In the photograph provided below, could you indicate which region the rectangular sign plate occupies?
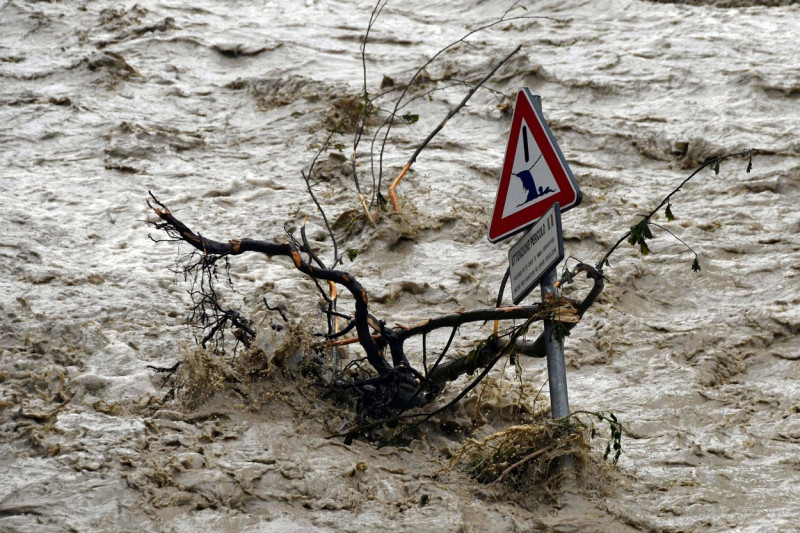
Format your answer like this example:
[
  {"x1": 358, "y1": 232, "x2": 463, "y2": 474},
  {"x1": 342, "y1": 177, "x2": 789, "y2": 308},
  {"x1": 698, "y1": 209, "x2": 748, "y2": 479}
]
[{"x1": 508, "y1": 203, "x2": 564, "y2": 304}]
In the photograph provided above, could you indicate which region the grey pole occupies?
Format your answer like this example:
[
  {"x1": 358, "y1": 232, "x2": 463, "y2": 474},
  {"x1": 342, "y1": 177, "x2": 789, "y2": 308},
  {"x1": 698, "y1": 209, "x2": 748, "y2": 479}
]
[{"x1": 540, "y1": 266, "x2": 569, "y2": 419}]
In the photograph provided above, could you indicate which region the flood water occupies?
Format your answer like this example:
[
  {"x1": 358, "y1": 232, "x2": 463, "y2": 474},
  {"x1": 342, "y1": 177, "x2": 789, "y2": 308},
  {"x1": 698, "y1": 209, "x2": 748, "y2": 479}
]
[{"x1": 2, "y1": 0, "x2": 799, "y2": 531}]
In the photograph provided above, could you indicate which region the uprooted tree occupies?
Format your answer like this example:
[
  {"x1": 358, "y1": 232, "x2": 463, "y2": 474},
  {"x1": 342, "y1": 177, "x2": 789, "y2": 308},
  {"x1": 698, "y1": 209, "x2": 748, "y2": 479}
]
[
  {"x1": 146, "y1": 148, "x2": 751, "y2": 438},
  {"x1": 146, "y1": 191, "x2": 600, "y2": 410},
  {"x1": 145, "y1": 1, "x2": 756, "y2": 467}
]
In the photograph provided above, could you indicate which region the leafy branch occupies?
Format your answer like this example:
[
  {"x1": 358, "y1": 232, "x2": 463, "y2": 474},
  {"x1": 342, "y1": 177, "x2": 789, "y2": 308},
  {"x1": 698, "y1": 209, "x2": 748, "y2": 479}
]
[
  {"x1": 568, "y1": 410, "x2": 624, "y2": 465},
  {"x1": 595, "y1": 149, "x2": 754, "y2": 273},
  {"x1": 650, "y1": 221, "x2": 701, "y2": 272}
]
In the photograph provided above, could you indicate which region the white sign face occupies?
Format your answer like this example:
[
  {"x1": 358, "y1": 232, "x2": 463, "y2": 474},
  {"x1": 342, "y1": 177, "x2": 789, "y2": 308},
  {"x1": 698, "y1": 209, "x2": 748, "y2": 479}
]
[
  {"x1": 501, "y1": 118, "x2": 562, "y2": 219},
  {"x1": 508, "y1": 203, "x2": 564, "y2": 304}
]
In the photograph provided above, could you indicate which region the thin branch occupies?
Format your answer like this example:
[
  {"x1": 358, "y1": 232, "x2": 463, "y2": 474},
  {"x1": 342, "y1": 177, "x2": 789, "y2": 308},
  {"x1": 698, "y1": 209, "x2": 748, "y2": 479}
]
[
  {"x1": 351, "y1": 0, "x2": 389, "y2": 206},
  {"x1": 422, "y1": 333, "x2": 428, "y2": 380},
  {"x1": 494, "y1": 267, "x2": 511, "y2": 334},
  {"x1": 387, "y1": 44, "x2": 522, "y2": 210},
  {"x1": 323, "y1": 319, "x2": 356, "y2": 340},
  {"x1": 595, "y1": 150, "x2": 753, "y2": 272},
  {"x1": 300, "y1": 169, "x2": 340, "y2": 266},
  {"x1": 372, "y1": 11, "x2": 563, "y2": 206},
  {"x1": 301, "y1": 219, "x2": 327, "y2": 269},
  {"x1": 649, "y1": 222, "x2": 698, "y2": 256},
  {"x1": 425, "y1": 326, "x2": 458, "y2": 378},
  {"x1": 263, "y1": 298, "x2": 288, "y2": 322},
  {"x1": 367, "y1": 78, "x2": 513, "y2": 189}
]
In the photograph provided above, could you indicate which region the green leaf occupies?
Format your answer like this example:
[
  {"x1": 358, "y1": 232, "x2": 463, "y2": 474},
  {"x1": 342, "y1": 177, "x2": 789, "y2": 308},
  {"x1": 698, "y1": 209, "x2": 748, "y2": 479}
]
[
  {"x1": 554, "y1": 321, "x2": 571, "y2": 345},
  {"x1": 401, "y1": 112, "x2": 419, "y2": 125},
  {"x1": 333, "y1": 143, "x2": 345, "y2": 152},
  {"x1": 692, "y1": 256, "x2": 701, "y2": 272},
  {"x1": 629, "y1": 218, "x2": 652, "y2": 248},
  {"x1": 747, "y1": 155, "x2": 753, "y2": 173},
  {"x1": 628, "y1": 223, "x2": 641, "y2": 245},
  {"x1": 711, "y1": 160, "x2": 720, "y2": 175},
  {"x1": 639, "y1": 240, "x2": 651, "y2": 256},
  {"x1": 346, "y1": 248, "x2": 360, "y2": 262},
  {"x1": 665, "y1": 204, "x2": 675, "y2": 222}
]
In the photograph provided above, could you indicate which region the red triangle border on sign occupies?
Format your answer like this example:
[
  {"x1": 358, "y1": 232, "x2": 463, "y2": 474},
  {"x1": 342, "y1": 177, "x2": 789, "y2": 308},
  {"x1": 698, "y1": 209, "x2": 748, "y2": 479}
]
[{"x1": 488, "y1": 89, "x2": 581, "y2": 243}]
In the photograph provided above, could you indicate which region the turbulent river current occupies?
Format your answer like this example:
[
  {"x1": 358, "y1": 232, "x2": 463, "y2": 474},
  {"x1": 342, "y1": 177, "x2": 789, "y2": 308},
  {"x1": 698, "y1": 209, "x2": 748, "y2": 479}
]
[{"x1": 2, "y1": 0, "x2": 799, "y2": 531}]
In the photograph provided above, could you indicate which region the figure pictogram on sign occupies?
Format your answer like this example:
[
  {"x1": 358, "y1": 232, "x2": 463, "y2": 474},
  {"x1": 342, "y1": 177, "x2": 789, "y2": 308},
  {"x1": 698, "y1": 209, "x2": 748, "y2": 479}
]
[
  {"x1": 508, "y1": 123, "x2": 558, "y2": 211},
  {"x1": 488, "y1": 89, "x2": 581, "y2": 243}
]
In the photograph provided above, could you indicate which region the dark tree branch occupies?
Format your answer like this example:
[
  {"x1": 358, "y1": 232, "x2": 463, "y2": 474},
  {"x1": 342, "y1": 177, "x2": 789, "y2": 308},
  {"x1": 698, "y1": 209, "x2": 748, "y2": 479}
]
[
  {"x1": 319, "y1": 300, "x2": 579, "y2": 352},
  {"x1": 147, "y1": 189, "x2": 598, "y2": 421},
  {"x1": 147, "y1": 192, "x2": 392, "y2": 376},
  {"x1": 394, "y1": 299, "x2": 574, "y2": 342}
]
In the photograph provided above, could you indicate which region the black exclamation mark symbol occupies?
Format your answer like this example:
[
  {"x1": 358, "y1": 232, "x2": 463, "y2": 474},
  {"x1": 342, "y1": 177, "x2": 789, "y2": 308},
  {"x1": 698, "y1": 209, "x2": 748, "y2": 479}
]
[{"x1": 522, "y1": 125, "x2": 530, "y2": 162}]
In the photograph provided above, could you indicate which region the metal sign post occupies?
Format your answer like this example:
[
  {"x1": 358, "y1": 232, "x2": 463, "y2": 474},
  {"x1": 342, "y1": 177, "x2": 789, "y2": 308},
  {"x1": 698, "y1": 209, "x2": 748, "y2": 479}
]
[
  {"x1": 540, "y1": 266, "x2": 569, "y2": 419},
  {"x1": 511, "y1": 205, "x2": 569, "y2": 419}
]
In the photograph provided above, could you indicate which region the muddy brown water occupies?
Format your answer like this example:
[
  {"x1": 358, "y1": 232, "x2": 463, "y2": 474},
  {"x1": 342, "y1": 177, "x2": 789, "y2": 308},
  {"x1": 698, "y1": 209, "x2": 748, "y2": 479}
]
[{"x1": 2, "y1": 0, "x2": 799, "y2": 531}]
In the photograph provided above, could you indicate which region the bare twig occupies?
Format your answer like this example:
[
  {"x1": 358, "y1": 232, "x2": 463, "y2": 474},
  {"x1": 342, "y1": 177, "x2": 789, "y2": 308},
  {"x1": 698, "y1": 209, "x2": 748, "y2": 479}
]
[
  {"x1": 388, "y1": 44, "x2": 522, "y2": 211},
  {"x1": 263, "y1": 298, "x2": 288, "y2": 322},
  {"x1": 300, "y1": 169, "x2": 340, "y2": 266},
  {"x1": 350, "y1": 0, "x2": 389, "y2": 222},
  {"x1": 372, "y1": 10, "x2": 562, "y2": 207}
]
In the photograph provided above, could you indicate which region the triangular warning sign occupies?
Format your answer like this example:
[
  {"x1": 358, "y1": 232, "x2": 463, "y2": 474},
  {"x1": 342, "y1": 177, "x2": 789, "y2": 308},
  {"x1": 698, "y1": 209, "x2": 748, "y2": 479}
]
[{"x1": 488, "y1": 89, "x2": 581, "y2": 243}]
